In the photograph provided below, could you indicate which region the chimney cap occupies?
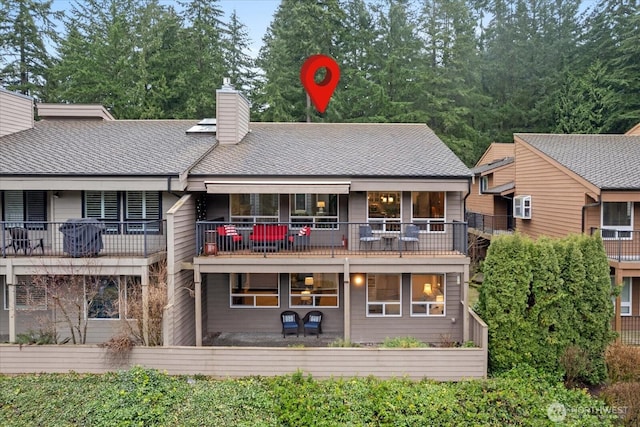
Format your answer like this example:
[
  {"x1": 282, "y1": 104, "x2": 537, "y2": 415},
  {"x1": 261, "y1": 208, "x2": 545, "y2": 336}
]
[{"x1": 221, "y1": 77, "x2": 234, "y2": 91}]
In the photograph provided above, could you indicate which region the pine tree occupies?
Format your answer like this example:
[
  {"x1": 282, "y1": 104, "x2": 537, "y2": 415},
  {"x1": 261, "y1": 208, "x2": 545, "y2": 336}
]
[
  {"x1": 221, "y1": 10, "x2": 255, "y2": 95},
  {"x1": 0, "y1": 0, "x2": 61, "y2": 97}
]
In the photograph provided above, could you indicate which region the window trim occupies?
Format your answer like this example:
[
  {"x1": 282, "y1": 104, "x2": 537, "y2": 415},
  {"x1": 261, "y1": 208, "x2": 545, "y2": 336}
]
[
  {"x1": 601, "y1": 202, "x2": 633, "y2": 240},
  {"x1": 289, "y1": 273, "x2": 339, "y2": 308},
  {"x1": 290, "y1": 194, "x2": 339, "y2": 229},
  {"x1": 230, "y1": 194, "x2": 280, "y2": 225},
  {"x1": 411, "y1": 191, "x2": 446, "y2": 233},
  {"x1": 82, "y1": 191, "x2": 162, "y2": 235},
  {"x1": 410, "y1": 273, "x2": 446, "y2": 317},
  {"x1": 366, "y1": 273, "x2": 402, "y2": 317},
  {"x1": 479, "y1": 176, "x2": 489, "y2": 194},
  {"x1": 514, "y1": 195, "x2": 532, "y2": 219},
  {"x1": 367, "y1": 191, "x2": 402, "y2": 232},
  {"x1": 229, "y1": 273, "x2": 280, "y2": 308},
  {"x1": 1, "y1": 190, "x2": 48, "y2": 230}
]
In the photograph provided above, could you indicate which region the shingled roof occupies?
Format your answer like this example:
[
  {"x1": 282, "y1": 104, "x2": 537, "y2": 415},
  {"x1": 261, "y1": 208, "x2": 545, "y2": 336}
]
[
  {"x1": 516, "y1": 133, "x2": 640, "y2": 190},
  {"x1": 0, "y1": 120, "x2": 214, "y2": 176},
  {"x1": 191, "y1": 122, "x2": 471, "y2": 178}
]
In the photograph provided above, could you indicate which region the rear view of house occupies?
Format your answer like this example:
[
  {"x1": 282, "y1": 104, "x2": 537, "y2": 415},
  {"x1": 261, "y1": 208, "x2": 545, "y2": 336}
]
[{"x1": 1, "y1": 83, "x2": 477, "y2": 349}]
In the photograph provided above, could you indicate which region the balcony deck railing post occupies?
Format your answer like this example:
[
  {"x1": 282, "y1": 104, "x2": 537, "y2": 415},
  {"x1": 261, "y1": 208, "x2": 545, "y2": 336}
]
[{"x1": 1, "y1": 224, "x2": 5, "y2": 258}]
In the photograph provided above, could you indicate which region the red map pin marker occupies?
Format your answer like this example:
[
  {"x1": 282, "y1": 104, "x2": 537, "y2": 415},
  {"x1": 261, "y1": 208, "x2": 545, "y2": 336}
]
[{"x1": 300, "y1": 54, "x2": 340, "y2": 114}]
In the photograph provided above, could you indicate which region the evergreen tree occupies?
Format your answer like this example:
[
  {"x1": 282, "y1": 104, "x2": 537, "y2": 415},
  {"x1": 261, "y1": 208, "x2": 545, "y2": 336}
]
[
  {"x1": 254, "y1": 0, "x2": 344, "y2": 122},
  {"x1": 477, "y1": 234, "x2": 534, "y2": 373},
  {"x1": 553, "y1": 61, "x2": 617, "y2": 133},
  {"x1": 49, "y1": 0, "x2": 149, "y2": 118},
  {"x1": 176, "y1": 0, "x2": 226, "y2": 118},
  {"x1": 0, "y1": 0, "x2": 61, "y2": 97},
  {"x1": 221, "y1": 10, "x2": 255, "y2": 95}
]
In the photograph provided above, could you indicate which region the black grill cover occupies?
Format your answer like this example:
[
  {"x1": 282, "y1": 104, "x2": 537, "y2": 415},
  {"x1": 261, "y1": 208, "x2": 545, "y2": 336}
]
[{"x1": 59, "y1": 218, "x2": 105, "y2": 257}]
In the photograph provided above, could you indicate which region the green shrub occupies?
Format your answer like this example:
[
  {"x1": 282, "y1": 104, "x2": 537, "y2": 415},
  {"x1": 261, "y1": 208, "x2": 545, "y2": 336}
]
[
  {"x1": 15, "y1": 329, "x2": 57, "y2": 345},
  {"x1": 477, "y1": 233, "x2": 615, "y2": 384},
  {"x1": 0, "y1": 367, "x2": 618, "y2": 426},
  {"x1": 381, "y1": 336, "x2": 428, "y2": 348}
]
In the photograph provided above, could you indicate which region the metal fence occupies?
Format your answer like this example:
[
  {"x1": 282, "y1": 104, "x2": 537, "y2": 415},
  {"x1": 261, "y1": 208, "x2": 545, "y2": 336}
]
[
  {"x1": 591, "y1": 228, "x2": 640, "y2": 262},
  {"x1": 196, "y1": 221, "x2": 468, "y2": 257},
  {"x1": 1, "y1": 220, "x2": 167, "y2": 258}
]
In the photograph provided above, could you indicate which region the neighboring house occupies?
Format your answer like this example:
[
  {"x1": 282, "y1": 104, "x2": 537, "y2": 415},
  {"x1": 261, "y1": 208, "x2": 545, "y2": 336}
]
[
  {"x1": 469, "y1": 129, "x2": 640, "y2": 341},
  {"x1": 513, "y1": 132, "x2": 640, "y2": 339},
  {"x1": 0, "y1": 83, "x2": 474, "y2": 347},
  {"x1": 466, "y1": 143, "x2": 515, "y2": 238}
]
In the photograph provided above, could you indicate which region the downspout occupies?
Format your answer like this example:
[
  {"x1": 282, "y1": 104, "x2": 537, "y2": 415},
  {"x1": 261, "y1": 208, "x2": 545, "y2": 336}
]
[
  {"x1": 581, "y1": 195, "x2": 601, "y2": 235},
  {"x1": 462, "y1": 176, "x2": 472, "y2": 342}
]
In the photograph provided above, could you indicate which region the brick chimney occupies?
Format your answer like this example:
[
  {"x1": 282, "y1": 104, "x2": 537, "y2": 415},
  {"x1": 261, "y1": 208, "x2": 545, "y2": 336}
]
[{"x1": 215, "y1": 78, "x2": 250, "y2": 145}]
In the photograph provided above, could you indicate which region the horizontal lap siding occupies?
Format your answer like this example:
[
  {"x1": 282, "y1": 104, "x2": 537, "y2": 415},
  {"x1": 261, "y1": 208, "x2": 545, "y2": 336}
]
[
  {"x1": 206, "y1": 273, "x2": 344, "y2": 335},
  {"x1": 169, "y1": 270, "x2": 195, "y2": 345},
  {"x1": 0, "y1": 345, "x2": 486, "y2": 380},
  {"x1": 0, "y1": 90, "x2": 33, "y2": 136},
  {"x1": 350, "y1": 274, "x2": 462, "y2": 344},
  {"x1": 515, "y1": 141, "x2": 589, "y2": 238},
  {"x1": 467, "y1": 181, "x2": 494, "y2": 215},
  {"x1": 167, "y1": 195, "x2": 196, "y2": 345}
]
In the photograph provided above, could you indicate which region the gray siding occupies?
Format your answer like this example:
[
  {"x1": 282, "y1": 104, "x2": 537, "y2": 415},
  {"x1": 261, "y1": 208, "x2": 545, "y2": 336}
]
[
  {"x1": 169, "y1": 270, "x2": 195, "y2": 346},
  {"x1": 166, "y1": 194, "x2": 197, "y2": 345},
  {"x1": 205, "y1": 273, "x2": 344, "y2": 336},
  {"x1": 350, "y1": 274, "x2": 462, "y2": 344},
  {"x1": 0, "y1": 344, "x2": 487, "y2": 380},
  {"x1": 0, "y1": 89, "x2": 33, "y2": 136}
]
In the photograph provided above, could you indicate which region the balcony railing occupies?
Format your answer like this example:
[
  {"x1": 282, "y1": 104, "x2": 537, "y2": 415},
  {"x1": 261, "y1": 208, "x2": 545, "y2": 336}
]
[
  {"x1": 621, "y1": 316, "x2": 640, "y2": 346},
  {"x1": 591, "y1": 228, "x2": 640, "y2": 262},
  {"x1": 1, "y1": 220, "x2": 167, "y2": 258},
  {"x1": 465, "y1": 211, "x2": 514, "y2": 235},
  {"x1": 196, "y1": 221, "x2": 468, "y2": 257}
]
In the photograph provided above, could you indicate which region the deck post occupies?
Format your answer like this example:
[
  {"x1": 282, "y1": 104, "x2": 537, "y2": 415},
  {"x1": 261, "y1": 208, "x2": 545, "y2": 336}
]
[
  {"x1": 195, "y1": 264, "x2": 202, "y2": 347},
  {"x1": 343, "y1": 258, "x2": 350, "y2": 342}
]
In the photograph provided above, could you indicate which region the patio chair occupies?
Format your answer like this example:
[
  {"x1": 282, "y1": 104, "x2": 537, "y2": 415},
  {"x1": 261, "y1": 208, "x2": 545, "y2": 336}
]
[
  {"x1": 399, "y1": 224, "x2": 420, "y2": 251},
  {"x1": 6, "y1": 227, "x2": 44, "y2": 255},
  {"x1": 302, "y1": 310, "x2": 323, "y2": 337},
  {"x1": 289, "y1": 225, "x2": 311, "y2": 251},
  {"x1": 281, "y1": 310, "x2": 300, "y2": 337},
  {"x1": 359, "y1": 225, "x2": 380, "y2": 250}
]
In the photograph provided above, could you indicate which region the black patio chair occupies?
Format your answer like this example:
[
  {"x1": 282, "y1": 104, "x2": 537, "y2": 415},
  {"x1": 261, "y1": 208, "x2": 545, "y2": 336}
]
[
  {"x1": 280, "y1": 310, "x2": 300, "y2": 337},
  {"x1": 7, "y1": 227, "x2": 44, "y2": 255},
  {"x1": 302, "y1": 310, "x2": 323, "y2": 338}
]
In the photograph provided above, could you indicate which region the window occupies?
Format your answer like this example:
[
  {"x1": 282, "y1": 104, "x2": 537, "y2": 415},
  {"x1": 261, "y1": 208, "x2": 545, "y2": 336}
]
[
  {"x1": 231, "y1": 194, "x2": 279, "y2": 224},
  {"x1": 230, "y1": 273, "x2": 279, "y2": 307},
  {"x1": 368, "y1": 192, "x2": 401, "y2": 231},
  {"x1": 2, "y1": 190, "x2": 47, "y2": 229},
  {"x1": 290, "y1": 194, "x2": 338, "y2": 228},
  {"x1": 411, "y1": 274, "x2": 445, "y2": 316},
  {"x1": 83, "y1": 191, "x2": 161, "y2": 234},
  {"x1": 514, "y1": 195, "x2": 531, "y2": 219},
  {"x1": 612, "y1": 277, "x2": 632, "y2": 316},
  {"x1": 126, "y1": 191, "x2": 161, "y2": 233},
  {"x1": 602, "y1": 202, "x2": 633, "y2": 239},
  {"x1": 87, "y1": 276, "x2": 120, "y2": 319},
  {"x1": 412, "y1": 192, "x2": 445, "y2": 232},
  {"x1": 366, "y1": 274, "x2": 401, "y2": 316},
  {"x1": 3, "y1": 277, "x2": 47, "y2": 310},
  {"x1": 479, "y1": 176, "x2": 489, "y2": 194},
  {"x1": 290, "y1": 273, "x2": 338, "y2": 307}
]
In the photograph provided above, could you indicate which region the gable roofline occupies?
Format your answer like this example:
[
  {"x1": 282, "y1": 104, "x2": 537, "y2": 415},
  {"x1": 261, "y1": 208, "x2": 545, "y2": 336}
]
[
  {"x1": 474, "y1": 142, "x2": 514, "y2": 167},
  {"x1": 626, "y1": 122, "x2": 640, "y2": 135},
  {"x1": 514, "y1": 134, "x2": 601, "y2": 198}
]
